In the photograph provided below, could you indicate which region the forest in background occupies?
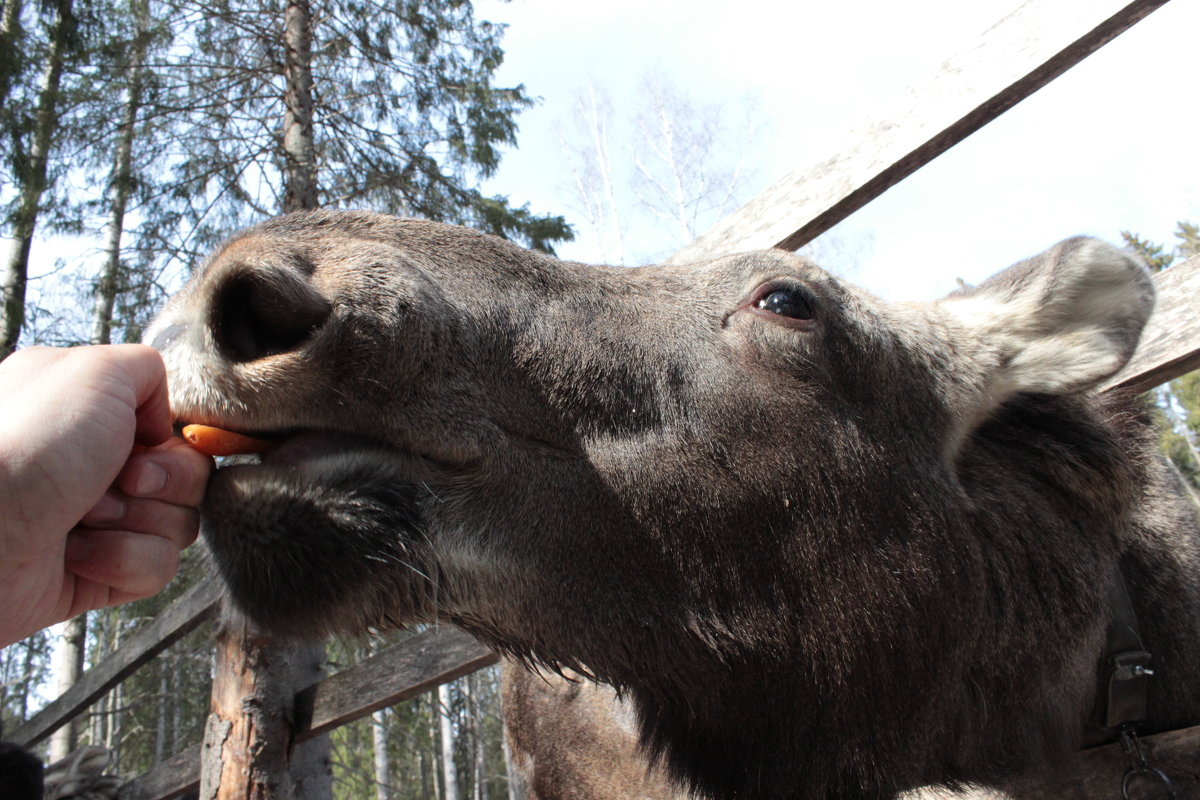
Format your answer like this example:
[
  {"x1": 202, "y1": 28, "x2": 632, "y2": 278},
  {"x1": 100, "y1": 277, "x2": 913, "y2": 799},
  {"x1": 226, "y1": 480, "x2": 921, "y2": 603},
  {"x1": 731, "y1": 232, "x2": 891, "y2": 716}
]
[{"x1": 1, "y1": 0, "x2": 1198, "y2": 797}]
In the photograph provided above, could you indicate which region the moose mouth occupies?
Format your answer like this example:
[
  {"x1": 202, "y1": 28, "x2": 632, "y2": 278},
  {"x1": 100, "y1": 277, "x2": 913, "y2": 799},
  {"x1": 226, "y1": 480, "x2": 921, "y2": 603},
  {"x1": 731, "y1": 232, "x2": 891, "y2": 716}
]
[
  {"x1": 185, "y1": 422, "x2": 444, "y2": 637},
  {"x1": 177, "y1": 421, "x2": 469, "y2": 473}
]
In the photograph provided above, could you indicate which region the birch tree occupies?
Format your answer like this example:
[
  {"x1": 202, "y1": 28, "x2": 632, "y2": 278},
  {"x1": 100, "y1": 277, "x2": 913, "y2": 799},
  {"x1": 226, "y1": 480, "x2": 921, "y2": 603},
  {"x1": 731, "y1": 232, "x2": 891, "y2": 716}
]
[
  {"x1": 559, "y1": 85, "x2": 625, "y2": 263},
  {"x1": 0, "y1": 0, "x2": 77, "y2": 357},
  {"x1": 372, "y1": 706, "x2": 392, "y2": 800},
  {"x1": 632, "y1": 72, "x2": 753, "y2": 244},
  {"x1": 439, "y1": 682, "x2": 460, "y2": 800},
  {"x1": 89, "y1": 0, "x2": 152, "y2": 346},
  {"x1": 558, "y1": 72, "x2": 758, "y2": 264},
  {"x1": 0, "y1": 0, "x2": 25, "y2": 109}
]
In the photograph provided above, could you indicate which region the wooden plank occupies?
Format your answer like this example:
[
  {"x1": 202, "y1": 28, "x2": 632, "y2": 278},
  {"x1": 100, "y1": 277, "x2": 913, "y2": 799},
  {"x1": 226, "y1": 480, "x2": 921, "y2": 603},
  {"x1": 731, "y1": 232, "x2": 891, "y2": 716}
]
[
  {"x1": 117, "y1": 743, "x2": 201, "y2": 800},
  {"x1": 10, "y1": 579, "x2": 220, "y2": 748},
  {"x1": 294, "y1": 626, "x2": 499, "y2": 741},
  {"x1": 1106, "y1": 254, "x2": 1200, "y2": 394},
  {"x1": 666, "y1": 0, "x2": 1169, "y2": 265}
]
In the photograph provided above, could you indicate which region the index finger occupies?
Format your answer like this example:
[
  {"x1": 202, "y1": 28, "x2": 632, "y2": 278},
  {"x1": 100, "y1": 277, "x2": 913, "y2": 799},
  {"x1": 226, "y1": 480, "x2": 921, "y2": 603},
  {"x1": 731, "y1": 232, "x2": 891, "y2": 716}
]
[{"x1": 102, "y1": 344, "x2": 174, "y2": 447}]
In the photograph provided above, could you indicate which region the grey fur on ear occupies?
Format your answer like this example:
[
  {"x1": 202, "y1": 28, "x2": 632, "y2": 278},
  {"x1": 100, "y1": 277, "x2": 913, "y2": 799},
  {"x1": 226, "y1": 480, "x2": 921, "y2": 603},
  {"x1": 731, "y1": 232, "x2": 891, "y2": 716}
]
[{"x1": 941, "y1": 237, "x2": 1154, "y2": 401}]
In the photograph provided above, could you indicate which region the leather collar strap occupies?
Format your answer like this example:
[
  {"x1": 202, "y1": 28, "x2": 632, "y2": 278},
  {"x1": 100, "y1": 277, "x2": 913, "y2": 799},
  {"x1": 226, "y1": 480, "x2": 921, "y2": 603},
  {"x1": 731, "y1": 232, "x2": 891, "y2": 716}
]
[{"x1": 1093, "y1": 564, "x2": 1153, "y2": 735}]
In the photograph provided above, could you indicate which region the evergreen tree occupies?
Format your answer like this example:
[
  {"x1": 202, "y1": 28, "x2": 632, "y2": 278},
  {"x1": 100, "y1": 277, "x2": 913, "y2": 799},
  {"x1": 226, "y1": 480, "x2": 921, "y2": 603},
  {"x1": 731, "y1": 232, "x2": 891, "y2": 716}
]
[
  {"x1": 1173, "y1": 221, "x2": 1200, "y2": 259},
  {"x1": 0, "y1": 0, "x2": 80, "y2": 357},
  {"x1": 3, "y1": 0, "x2": 570, "y2": 354},
  {"x1": 133, "y1": 0, "x2": 570, "y2": 273},
  {"x1": 0, "y1": 631, "x2": 52, "y2": 738},
  {"x1": 0, "y1": 0, "x2": 27, "y2": 110},
  {"x1": 1123, "y1": 222, "x2": 1200, "y2": 494}
]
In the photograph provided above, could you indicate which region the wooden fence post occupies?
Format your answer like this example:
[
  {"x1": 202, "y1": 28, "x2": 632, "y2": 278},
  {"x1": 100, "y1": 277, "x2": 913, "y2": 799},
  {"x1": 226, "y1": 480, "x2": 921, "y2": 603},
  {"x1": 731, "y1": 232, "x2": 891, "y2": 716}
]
[{"x1": 198, "y1": 600, "x2": 332, "y2": 800}]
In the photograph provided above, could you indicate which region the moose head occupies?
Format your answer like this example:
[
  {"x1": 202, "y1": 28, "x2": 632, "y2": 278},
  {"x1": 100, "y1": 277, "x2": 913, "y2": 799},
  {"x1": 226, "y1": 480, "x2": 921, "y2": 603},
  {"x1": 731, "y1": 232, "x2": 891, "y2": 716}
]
[{"x1": 148, "y1": 211, "x2": 1200, "y2": 799}]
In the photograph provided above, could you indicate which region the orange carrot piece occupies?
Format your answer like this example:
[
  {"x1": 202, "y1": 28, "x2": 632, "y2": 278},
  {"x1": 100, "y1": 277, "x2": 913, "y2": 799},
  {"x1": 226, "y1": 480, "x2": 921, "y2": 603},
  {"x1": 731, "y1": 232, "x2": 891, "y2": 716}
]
[{"x1": 180, "y1": 424, "x2": 272, "y2": 457}]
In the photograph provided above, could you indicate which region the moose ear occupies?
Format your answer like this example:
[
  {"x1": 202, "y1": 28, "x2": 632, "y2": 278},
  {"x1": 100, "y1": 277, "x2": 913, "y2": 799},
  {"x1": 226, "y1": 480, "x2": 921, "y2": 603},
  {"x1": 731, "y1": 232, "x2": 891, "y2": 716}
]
[{"x1": 940, "y1": 237, "x2": 1154, "y2": 400}]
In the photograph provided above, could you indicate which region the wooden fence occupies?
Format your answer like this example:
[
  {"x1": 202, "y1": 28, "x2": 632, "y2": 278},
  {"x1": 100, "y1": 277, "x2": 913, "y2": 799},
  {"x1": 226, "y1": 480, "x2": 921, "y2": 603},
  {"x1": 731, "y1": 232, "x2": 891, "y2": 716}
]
[{"x1": 8, "y1": 0, "x2": 1200, "y2": 796}]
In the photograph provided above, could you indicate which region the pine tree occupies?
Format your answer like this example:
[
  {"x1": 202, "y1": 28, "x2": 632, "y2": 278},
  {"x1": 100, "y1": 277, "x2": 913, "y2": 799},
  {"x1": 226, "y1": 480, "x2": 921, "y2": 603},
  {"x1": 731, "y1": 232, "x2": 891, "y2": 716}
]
[
  {"x1": 132, "y1": 0, "x2": 570, "y2": 272},
  {"x1": 1123, "y1": 223, "x2": 1200, "y2": 495},
  {"x1": 1120, "y1": 230, "x2": 1174, "y2": 272},
  {"x1": 1174, "y1": 221, "x2": 1200, "y2": 259}
]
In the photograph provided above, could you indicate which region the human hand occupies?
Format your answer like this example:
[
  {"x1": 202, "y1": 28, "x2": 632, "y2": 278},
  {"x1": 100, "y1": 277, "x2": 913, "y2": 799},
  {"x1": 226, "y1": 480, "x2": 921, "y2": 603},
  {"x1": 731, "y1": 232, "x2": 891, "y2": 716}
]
[{"x1": 0, "y1": 345, "x2": 213, "y2": 647}]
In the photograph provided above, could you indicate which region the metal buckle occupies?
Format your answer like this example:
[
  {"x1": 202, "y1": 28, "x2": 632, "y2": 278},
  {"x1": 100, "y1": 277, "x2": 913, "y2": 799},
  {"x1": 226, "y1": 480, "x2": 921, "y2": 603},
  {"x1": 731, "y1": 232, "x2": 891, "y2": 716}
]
[
  {"x1": 1112, "y1": 650, "x2": 1154, "y2": 682},
  {"x1": 1119, "y1": 725, "x2": 1178, "y2": 800},
  {"x1": 1105, "y1": 650, "x2": 1153, "y2": 729}
]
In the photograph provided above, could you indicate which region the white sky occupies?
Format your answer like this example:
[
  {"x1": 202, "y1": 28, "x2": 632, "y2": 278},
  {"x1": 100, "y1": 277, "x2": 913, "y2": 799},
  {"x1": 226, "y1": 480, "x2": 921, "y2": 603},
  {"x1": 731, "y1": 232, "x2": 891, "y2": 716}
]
[{"x1": 475, "y1": 0, "x2": 1200, "y2": 299}]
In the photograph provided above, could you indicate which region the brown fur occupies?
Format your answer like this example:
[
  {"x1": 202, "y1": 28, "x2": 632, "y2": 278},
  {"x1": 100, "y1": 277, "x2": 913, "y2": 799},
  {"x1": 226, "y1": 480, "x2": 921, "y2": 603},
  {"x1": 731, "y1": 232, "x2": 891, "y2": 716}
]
[
  {"x1": 147, "y1": 211, "x2": 1200, "y2": 799},
  {"x1": 502, "y1": 668, "x2": 681, "y2": 800}
]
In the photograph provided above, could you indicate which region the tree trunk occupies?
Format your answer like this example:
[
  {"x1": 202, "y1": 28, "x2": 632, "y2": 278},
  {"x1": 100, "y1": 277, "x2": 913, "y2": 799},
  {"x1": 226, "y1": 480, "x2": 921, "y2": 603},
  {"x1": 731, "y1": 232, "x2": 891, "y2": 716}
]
[
  {"x1": 0, "y1": 0, "x2": 23, "y2": 110},
  {"x1": 439, "y1": 682, "x2": 459, "y2": 800},
  {"x1": 372, "y1": 706, "x2": 391, "y2": 800},
  {"x1": 91, "y1": 0, "x2": 148, "y2": 346},
  {"x1": 107, "y1": 630, "x2": 122, "y2": 772},
  {"x1": 0, "y1": 0, "x2": 72, "y2": 358},
  {"x1": 465, "y1": 674, "x2": 486, "y2": 800},
  {"x1": 17, "y1": 636, "x2": 36, "y2": 723},
  {"x1": 429, "y1": 695, "x2": 441, "y2": 800},
  {"x1": 199, "y1": 602, "x2": 332, "y2": 800},
  {"x1": 48, "y1": 614, "x2": 86, "y2": 762},
  {"x1": 170, "y1": 649, "x2": 181, "y2": 754},
  {"x1": 0, "y1": 652, "x2": 9, "y2": 735},
  {"x1": 154, "y1": 656, "x2": 168, "y2": 765},
  {"x1": 281, "y1": 0, "x2": 316, "y2": 213},
  {"x1": 194, "y1": 0, "x2": 333, "y2": 793}
]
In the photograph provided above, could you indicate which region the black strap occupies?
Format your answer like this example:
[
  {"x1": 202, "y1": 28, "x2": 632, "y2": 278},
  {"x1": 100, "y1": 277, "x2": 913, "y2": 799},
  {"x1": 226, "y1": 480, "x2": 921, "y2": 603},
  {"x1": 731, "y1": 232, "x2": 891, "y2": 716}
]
[
  {"x1": 1100, "y1": 567, "x2": 1153, "y2": 730},
  {"x1": 1082, "y1": 564, "x2": 1153, "y2": 749}
]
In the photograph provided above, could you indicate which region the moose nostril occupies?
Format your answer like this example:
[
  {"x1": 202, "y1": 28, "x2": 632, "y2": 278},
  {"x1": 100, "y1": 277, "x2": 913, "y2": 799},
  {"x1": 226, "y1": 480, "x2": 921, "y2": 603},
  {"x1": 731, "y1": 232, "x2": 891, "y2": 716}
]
[{"x1": 212, "y1": 269, "x2": 332, "y2": 363}]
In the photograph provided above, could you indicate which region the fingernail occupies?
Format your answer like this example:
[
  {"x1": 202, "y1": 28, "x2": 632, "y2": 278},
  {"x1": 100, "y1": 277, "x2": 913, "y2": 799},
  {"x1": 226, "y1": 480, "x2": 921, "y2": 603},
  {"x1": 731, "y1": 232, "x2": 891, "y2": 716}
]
[
  {"x1": 90, "y1": 491, "x2": 126, "y2": 523},
  {"x1": 135, "y1": 462, "x2": 169, "y2": 496},
  {"x1": 65, "y1": 533, "x2": 92, "y2": 562}
]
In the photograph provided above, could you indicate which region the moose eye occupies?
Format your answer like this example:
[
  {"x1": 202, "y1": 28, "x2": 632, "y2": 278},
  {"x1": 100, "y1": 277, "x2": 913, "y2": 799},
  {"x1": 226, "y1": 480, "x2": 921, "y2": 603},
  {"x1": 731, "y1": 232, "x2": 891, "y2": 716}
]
[{"x1": 756, "y1": 287, "x2": 814, "y2": 320}]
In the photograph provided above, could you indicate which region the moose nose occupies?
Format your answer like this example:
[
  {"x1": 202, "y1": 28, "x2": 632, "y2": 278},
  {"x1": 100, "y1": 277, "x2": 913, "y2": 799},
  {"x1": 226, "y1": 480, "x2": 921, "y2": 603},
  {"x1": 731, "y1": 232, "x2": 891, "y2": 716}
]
[{"x1": 210, "y1": 267, "x2": 332, "y2": 363}]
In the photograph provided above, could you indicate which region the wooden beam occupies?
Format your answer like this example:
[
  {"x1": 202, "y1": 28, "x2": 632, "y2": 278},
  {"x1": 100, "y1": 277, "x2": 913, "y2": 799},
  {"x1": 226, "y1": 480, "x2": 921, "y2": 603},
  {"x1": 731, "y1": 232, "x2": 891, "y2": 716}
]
[
  {"x1": 10, "y1": 578, "x2": 220, "y2": 748},
  {"x1": 666, "y1": 0, "x2": 1169, "y2": 265},
  {"x1": 294, "y1": 626, "x2": 499, "y2": 741},
  {"x1": 1106, "y1": 254, "x2": 1200, "y2": 394}
]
